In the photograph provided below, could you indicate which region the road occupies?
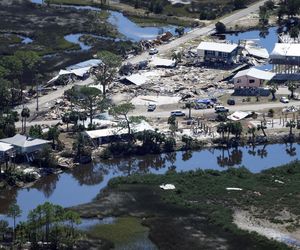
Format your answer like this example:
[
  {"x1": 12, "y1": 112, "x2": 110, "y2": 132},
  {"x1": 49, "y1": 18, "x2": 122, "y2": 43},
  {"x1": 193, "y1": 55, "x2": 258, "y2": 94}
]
[
  {"x1": 131, "y1": 100, "x2": 300, "y2": 118},
  {"x1": 125, "y1": 0, "x2": 269, "y2": 64},
  {"x1": 14, "y1": 77, "x2": 94, "y2": 114},
  {"x1": 16, "y1": 100, "x2": 299, "y2": 128}
]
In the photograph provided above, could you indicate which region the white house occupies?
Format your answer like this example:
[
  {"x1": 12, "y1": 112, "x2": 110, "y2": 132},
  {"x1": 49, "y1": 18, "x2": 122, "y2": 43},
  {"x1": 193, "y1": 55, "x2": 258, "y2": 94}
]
[
  {"x1": 0, "y1": 142, "x2": 14, "y2": 160},
  {"x1": 197, "y1": 41, "x2": 238, "y2": 65},
  {"x1": 233, "y1": 68, "x2": 275, "y2": 89},
  {"x1": 270, "y1": 43, "x2": 300, "y2": 80},
  {"x1": 0, "y1": 134, "x2": 51, "y2": 155},
  {"x1": 83, "y1": 120, "x2": 154, "y2": 146}
]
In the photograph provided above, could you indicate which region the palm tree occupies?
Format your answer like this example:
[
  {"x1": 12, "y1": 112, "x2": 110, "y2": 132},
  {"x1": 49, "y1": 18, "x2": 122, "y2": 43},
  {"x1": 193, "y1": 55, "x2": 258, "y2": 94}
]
[
  {"x1": 288, "y1": 81, "x2": 297, "y2": 99},
  {"x1": 185, "y1": 101, "x2": 194, "y2": 119},
  {"x1": 217, "y1": 123, "x2": 227, "y2": 142},
  {"x1": 21, "y1": 107, "x2": 30, "y2": 134},
  {"x1": 47, "y1": 126, "x2": 60, "y2": 149},
  {"x1": 286, "y1": 119, "x2": 296, "y2": 137},
  {"x1": 62, "y1": 113, "x2": 71, "y2": 132},
  {"x1": 267, "y1": 82, "x2": 278, "y2": 100},
  {"x1": 257, "y1": 121, "x2": 267, "y2": 137},
  {"x1": 248, "y1": 126, "x2": 256, "y2": 142}
]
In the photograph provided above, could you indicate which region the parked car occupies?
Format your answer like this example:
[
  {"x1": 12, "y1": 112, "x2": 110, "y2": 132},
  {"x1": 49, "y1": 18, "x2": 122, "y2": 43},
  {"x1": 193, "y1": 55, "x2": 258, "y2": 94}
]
[
  {"x1": 227, "y1": 98, "x2": 235, "y2": 105},
  {"x1": 147, "y1": 103, "x2": 156, "y2": 112},
  {"x1": 149, "y1": 48, "x2": 158, "y2": 55},
  {"x1": 215, "y1": 105, "x2": 229, "y2": 113},
  {"x1": 170, "y1": 110, "x2": 185, "y2": 116},
  {"x1": 280, "y1": 96, "x2": 289, "y2": 103}
]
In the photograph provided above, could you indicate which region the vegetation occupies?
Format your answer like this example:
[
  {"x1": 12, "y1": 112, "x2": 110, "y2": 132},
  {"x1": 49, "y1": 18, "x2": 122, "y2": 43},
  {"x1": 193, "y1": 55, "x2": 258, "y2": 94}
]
[
  {"x1": 108, "y1": 160, "x2": 300, "y2": 249},
  {"x1": 86, "y1": 217, "x2": 148, "y2": 244},
  {"x1": 0, "y1": 202, "x2": 82, "y2": 248},
  {"x1": 96, "y1": 51, "x2": 121, "y2": 97},
  {"x1": 215, "y1": 22, "x2": 226, "y2": 34}
]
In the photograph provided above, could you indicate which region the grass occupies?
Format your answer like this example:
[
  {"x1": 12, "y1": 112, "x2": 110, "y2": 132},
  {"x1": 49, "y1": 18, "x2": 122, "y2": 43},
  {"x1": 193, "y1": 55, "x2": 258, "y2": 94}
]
[{"x1": 86, "y1": 217, "x2": 148, "y2": 244}]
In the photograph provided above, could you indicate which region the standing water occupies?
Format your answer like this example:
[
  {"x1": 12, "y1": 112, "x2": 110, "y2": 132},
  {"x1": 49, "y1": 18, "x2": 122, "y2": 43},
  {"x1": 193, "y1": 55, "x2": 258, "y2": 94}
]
[{"x1": 0, "y1": 143, "x2": 299, "y2": 222}]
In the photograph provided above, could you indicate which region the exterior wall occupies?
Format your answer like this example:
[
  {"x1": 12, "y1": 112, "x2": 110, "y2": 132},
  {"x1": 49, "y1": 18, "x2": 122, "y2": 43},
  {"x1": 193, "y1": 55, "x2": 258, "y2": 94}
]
[
  {"x1": 234, "y1": 76, "x2": 263, "y2": 89},
  {"x1": 197, "y1": 49, "x2": 237, "y2": 64}
]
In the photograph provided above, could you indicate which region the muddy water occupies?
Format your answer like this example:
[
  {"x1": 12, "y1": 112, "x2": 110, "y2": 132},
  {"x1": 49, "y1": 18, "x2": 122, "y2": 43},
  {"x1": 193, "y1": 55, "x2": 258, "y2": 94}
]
[{"x1": 0, "y1": 143, "x2": 299, "y2": 223}]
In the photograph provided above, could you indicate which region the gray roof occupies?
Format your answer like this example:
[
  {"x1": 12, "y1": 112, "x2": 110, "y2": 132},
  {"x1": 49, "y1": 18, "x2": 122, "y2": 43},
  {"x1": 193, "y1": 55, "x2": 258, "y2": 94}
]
[{"x1": 0, "y1": 134, "x2": 50, "y2": 148}]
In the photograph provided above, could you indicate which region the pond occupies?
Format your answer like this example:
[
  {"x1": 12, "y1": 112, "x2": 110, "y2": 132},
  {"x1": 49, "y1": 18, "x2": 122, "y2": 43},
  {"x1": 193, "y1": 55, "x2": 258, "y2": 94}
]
[
  {"x1": 31, "y1": 0, "x2": 190, "y2": 42},
  {"x1": 226, "y1": 27, "x2": 278, "y2": 71},
  {"x1": 0, "y1": 143, "x2": 299, "y2": 224}
]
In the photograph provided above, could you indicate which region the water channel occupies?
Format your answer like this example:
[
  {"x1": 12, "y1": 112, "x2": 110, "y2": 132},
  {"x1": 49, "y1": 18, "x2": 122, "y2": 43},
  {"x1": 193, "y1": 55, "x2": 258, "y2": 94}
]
[
  {"x1": 31, "y1": 0, "x2": 188, "y2": 44},
  {"x1": 0, "y1": 143, "x2": 299, "y2": 223}
]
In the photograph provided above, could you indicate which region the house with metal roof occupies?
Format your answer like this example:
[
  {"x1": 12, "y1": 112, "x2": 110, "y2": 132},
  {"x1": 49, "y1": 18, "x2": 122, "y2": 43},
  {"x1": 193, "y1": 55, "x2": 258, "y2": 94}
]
[
  {"x1": 270, "y1": 43, "x2": 300, "y2": 81},
  {"x1": 197, "y1": 41, "x2": 239, "y2": 65},
  {"x1": 0, "y1": 134, "x2": 50, "y2": 155},
  {"x1": 233, "y1": 68, "x2": 275, "y2": 89},
  {"x1": 83, "y1": 120, "x2": 154, "y2": 146}
]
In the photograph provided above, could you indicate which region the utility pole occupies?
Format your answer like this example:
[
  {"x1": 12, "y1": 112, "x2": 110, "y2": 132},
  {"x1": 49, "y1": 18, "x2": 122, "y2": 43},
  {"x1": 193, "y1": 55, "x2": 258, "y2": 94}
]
[{"x1": 36, "y1": 82, "x2": 39, "y2": 111}]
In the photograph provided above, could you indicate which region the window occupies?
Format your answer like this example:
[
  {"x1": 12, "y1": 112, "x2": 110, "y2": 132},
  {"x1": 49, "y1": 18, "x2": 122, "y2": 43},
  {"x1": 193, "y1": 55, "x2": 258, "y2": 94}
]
[
  {"x1": 206, "y1": 50, "x2": 215, "y2": 56},
  {"x1": 249, "y1": 79, "x2": 255, "y2": 83}
]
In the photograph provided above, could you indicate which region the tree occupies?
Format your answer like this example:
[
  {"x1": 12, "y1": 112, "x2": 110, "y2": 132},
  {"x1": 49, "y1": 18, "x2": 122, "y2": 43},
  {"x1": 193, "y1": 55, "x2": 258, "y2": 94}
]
[
  {"x1": 47, "y1": 126, "x2": 60, "y2": 149},
  {"x1": 257, "y1": 121, "x2": 267, "y2": 137},
  {"x1": 215, "y1": 22, "x2": 226, "y2": 33},
  {"x1": 69, "y1": 111, "x2": 79, "y2": 127},
  {"x1": 21, "y1": 107, "x2": 30, "y2": 134},
  {"x1": 29, "y1": 125, "x2": 43, "y2": 138},
  {"x1": 288, "y1": 81, "x2": 297, "y2": 99},
  {"x1": 74, "y1": 86, "x2": 105, "y2": 125},
  {"x1": 217, "y1": 123, "x2": 227, "y2": 142},
  {"x1": 267, "y1": 82, "x2": 278, "y2": 100},
  {"x1": 111, "y1": 102, "x2": 138, "y2": 135},
  {"x1": 96, "y1": 51, "x2": 121, "y2": 97},
  {"x1": 79, "y1": 112, "x2": 87, "y2": 127},
  {"x1": 248, "y1": 126, "x2": 256, "y2": 142},
  {"x1": 175, "y1": 27, "x2": 185, "y2": 36},
  {"x1": 286, "y1": 119, "x2": 296, "y2": 136},
  {"x1": 7, "y1": 202, "x2": 22, "y2": 241},
  {"x1": 62, "y1": 113, "x2": 71, "y2": 132},
  {"x1": 233, "y1": 0, "x2": 246, "y2": 9},
  {"x1": 185, "y1": 101, "x2": 194, "y2": 119},
  {"x1": 231, "y1": 122, "x2": 243, "y2": 139}
]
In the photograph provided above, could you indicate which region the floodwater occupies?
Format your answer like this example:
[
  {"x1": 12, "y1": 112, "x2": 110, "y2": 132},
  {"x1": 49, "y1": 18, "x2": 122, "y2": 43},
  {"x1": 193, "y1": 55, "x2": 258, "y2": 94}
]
[{"x1": 0, "y1": 143, "x2": 299, "y2": 223}]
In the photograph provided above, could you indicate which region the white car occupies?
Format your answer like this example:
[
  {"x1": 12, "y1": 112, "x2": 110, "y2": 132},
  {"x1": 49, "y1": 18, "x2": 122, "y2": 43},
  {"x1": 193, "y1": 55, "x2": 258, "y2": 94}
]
[
  {"x1": 280, "y1": 97, "x2": 289, "y2": 103},
  {"x1": 170, "y1": 110, "x2": 185, "y2": 116},
  {"x1": 149, "y1": 48, "x2": 158, "y2": 55}
]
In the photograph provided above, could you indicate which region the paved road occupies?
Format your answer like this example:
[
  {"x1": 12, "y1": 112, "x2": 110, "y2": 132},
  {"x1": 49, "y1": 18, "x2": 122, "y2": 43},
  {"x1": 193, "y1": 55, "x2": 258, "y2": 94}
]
[
  {"x1": 125, "y1": 0, "x2": 269, "y2": 64},
  {"x1": 14, "y1": 77, "x2": 94, "y2": 114},
  {"x1": 132, "y1": 100, "x2": 300, "y2": 118},
  {"x1": 16, "y1": 100, "x2": 299, "y2": 128}
]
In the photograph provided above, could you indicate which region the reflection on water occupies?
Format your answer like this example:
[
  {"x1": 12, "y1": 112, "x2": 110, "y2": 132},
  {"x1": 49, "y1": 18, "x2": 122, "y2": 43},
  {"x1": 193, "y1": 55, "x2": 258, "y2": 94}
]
[{"x1": 0, "y1": 143, "x2": 299, "y2": 223}]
